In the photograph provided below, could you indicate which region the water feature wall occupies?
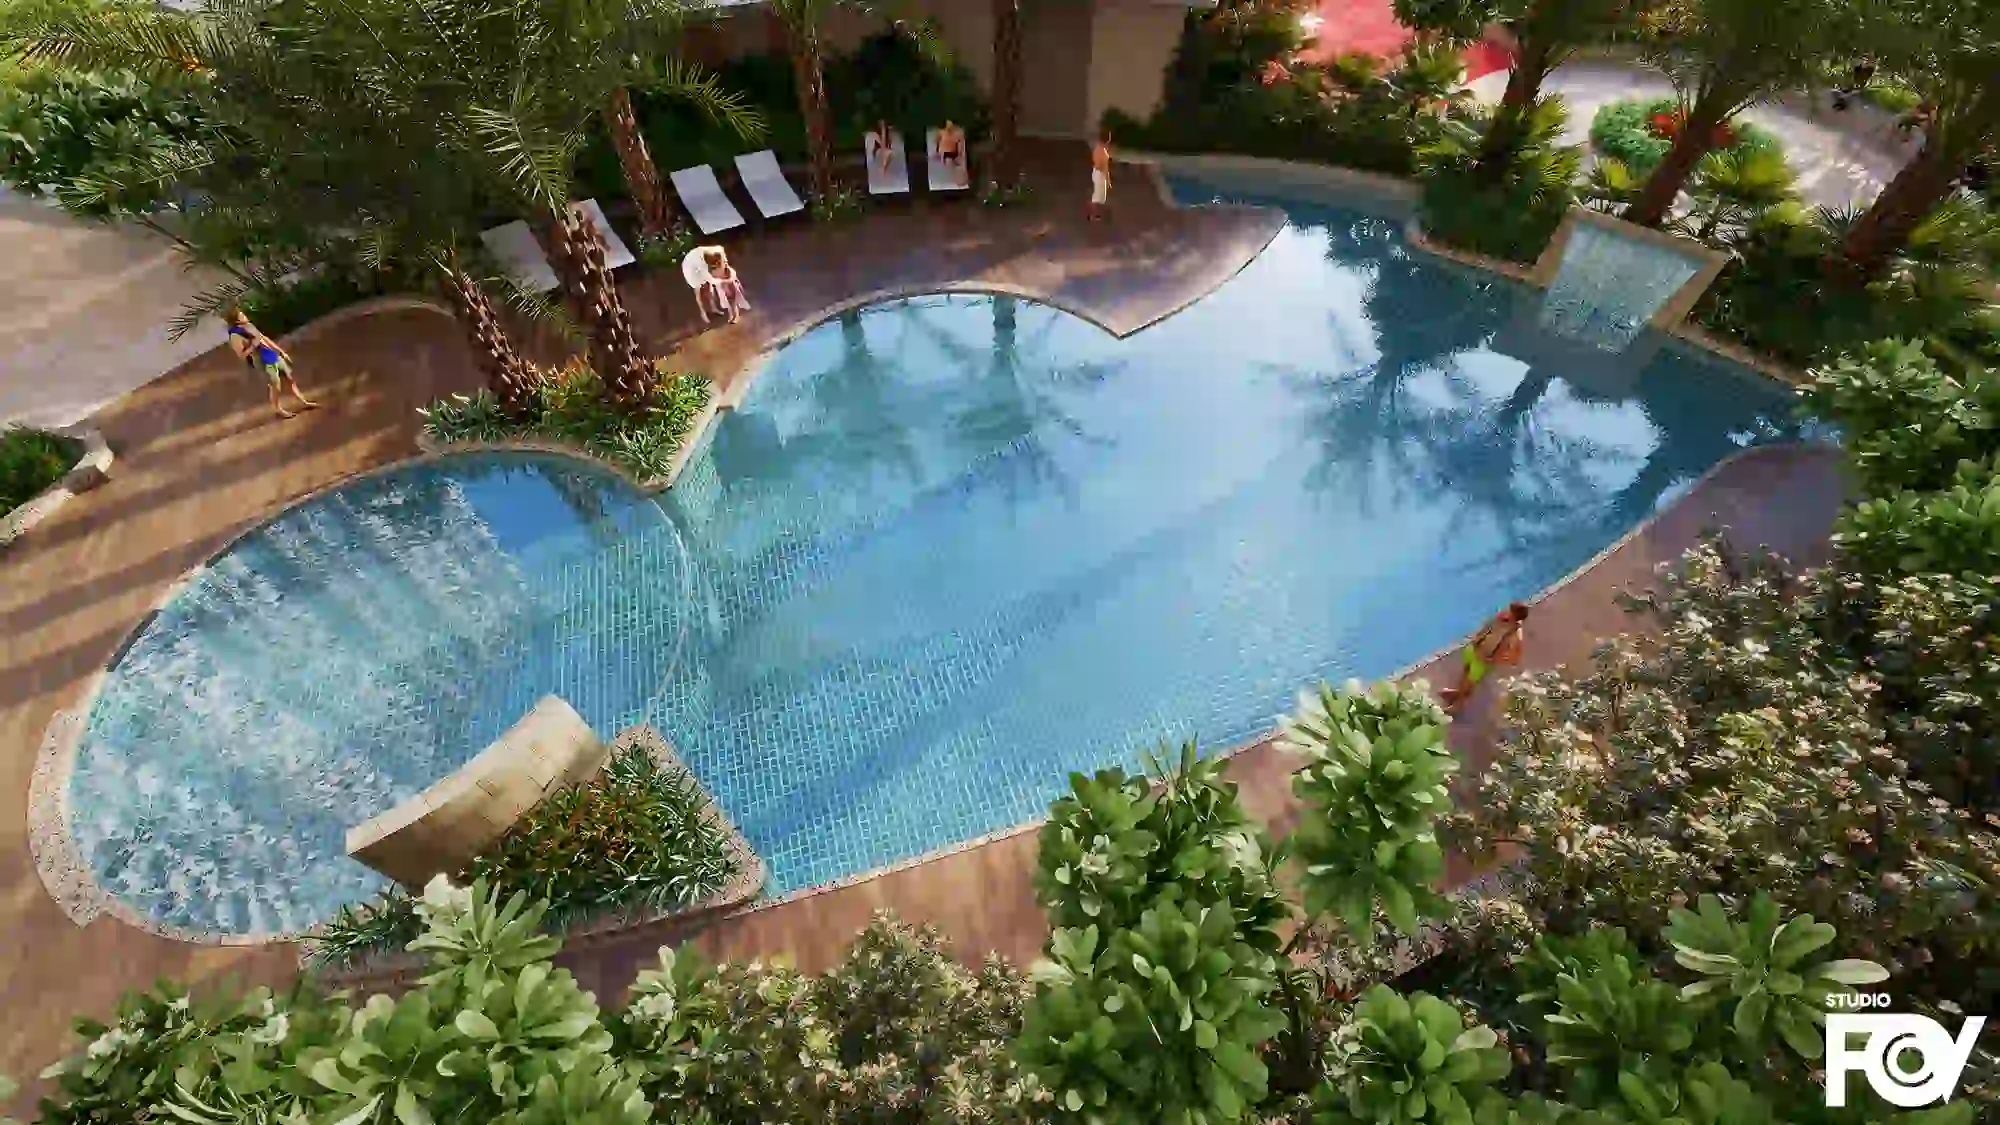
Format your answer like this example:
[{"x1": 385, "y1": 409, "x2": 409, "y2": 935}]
[{"x1": 1535, "y1": 211, "x2": 1717, "y2": 351}]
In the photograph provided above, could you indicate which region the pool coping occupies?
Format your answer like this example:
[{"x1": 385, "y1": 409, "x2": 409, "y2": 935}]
[{"x1": 28, "y1": 166, "x2": 1823, "y2": 949}]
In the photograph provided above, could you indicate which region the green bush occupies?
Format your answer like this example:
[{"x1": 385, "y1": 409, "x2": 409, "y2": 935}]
[
  {"x1": 0, "y1": 426, "x2": 79, "y2": 515},
  {"x1": 574, "y1": 36, "x2": 987, "y2": 204},
  {"x1": 1418, "y1": 98, "x2": 1581, "y2": 265},
  {"x1": 303, "y1": 743, "x2": 741, "y2": 968},
  {"x1": 421, "y1": 362, "x2": 712, "y2": 482},
  {"x1": 1586, "y1": 96, "x2": 1784, "y2": 178},
  {"x1": 1447, "y1": 537, "x2": 2000, "y2": 1020},
  {"x1": 235, "y1": 265, "x2": 415, "y2": 338},
  {"x1": 0, "y1": 67, "x2": 210, "y2": 213}
]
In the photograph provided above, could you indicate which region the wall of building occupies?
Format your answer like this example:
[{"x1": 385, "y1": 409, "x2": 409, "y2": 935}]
[
  {"x1": 1086, "y1": 0, "x2": 1187, "y2": 134},
  {"x1": 680, "y1": 0, "x2": 1182, "y2": 140}
]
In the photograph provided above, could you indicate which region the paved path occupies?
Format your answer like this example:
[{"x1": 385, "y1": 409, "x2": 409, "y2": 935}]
[
  {"x1": 1469, "y1": 59, "x2": 1919, "y2": 212},
  {"x1": 0, "y1": 187, "x2": 223, "y2": 429}
]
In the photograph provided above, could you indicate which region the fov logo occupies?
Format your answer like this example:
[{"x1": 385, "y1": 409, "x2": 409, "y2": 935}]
[{"x1": 1826, "y1": 1011, "x2": 1987, "y2": 1108}]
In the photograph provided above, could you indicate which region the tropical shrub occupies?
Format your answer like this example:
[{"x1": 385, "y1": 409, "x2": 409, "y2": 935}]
[
  {"x1": 1418, "y1": 97, "x2": 1581, "y2": 264},
  {"x1": 1803, "y1": 339, "x2": 2000, "y2": 497},
  {"x1": 1315, "y1": 984, "x2": 1512, "y2": 1124},
  {"x1": 304, "y1": 744, "x2": 742, "y2": 967},
  {"x1": 1278, "y1": 680, "x2": 1455, "y2": 936},
  {"x1": 1121, "y1": 3, "x2": 1473, "y2": 177},
  {"x1": 0, "y1": 425, "x2": 77, "y2": 515},
  {"x1": 1585, "y1": 96, "x2": 1782, "y2": 179},
  {"x1": 1695, "y1": 197, "x2": 2000, "y2": 366},
  {"x1": 421, "y1": 362, "x2": 712, "y2": 482},
  {"x1": 615, "y1": 913, "x2": 1040, "y2": 1125},
  {"x1": 0, "y1": 67, "x2": 210, "y2": 211},
  {"x1": 1446, "y1": 537, "x2": 2000, "y2": 1018}
]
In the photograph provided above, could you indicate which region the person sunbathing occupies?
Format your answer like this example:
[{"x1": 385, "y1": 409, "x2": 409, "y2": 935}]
[
  {"x1": 938, "y1": 119, "x2": 966, "y2": 167},
  {"x1": 868, "y1": 120, "x2": 898, "y2": 171}
]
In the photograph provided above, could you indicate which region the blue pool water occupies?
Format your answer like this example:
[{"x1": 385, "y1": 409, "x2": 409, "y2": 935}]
[{"x1": 69, "y1": 183, "x2": 1805, "y2": 933}]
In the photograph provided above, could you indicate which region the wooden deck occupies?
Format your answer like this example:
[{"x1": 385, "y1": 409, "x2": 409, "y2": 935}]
[{"x1": 0, "y1": 139, "x2": 1846, "y2": 1108}]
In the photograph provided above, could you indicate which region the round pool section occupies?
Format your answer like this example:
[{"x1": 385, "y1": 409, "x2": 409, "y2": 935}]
[
  {"x1": 67, "y1": 454, "x2": 695, "y2": 934},
  {"x1": 64, "y1": 183, "x2": 1808, "y2": 937}
]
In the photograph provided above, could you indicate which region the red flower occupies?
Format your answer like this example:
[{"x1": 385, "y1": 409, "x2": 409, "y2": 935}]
[
  {"x1": 1648, "y1": 110, "x2": 1683, "y2": 139},
  {"x1": 1261, "y1": 58, "x2": 1293, "y2": 86}
]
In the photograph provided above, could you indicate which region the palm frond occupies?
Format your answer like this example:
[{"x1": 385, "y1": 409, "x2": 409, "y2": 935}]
[
  {"x1": 169, "y1": 275, "x2": 253, "y2": 342},
  {"x1": 651, "y1": 56, "x2": 767, "y2": 143},
  {"x1": 495, "y1": 274, "x2": 584, "y2": 346},
  {"x1": 7, "y1": 7, "x2": 214, "y2": 82},
  {"x1": 465, "y1": 96, "x2": 582, "y2": 212}
]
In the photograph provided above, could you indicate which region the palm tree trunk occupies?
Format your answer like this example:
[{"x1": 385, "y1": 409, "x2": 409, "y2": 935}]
[
  {"x1": 1476, "y1": 31, "x2": 1553, "y2": 169},
  {"x1": 990, "y1": 0, "x2": 1023, "y2": 186},
  {"x1": 443, "y1": 267, "x2": 538, "y2": 418},
  {"x1": 547, "y1": 205, "x2": 656, "y2": 407},
  {"x1": 786, "y1": 21, "x2": 835, "y2": 201},
  {"x1": 1836, "y1": 136, "x2": 1968, "y2": 281},
  {"x1": 1624, "y1": 92, "x2": 1732, "y2": 229},
  {"x1": 605, "y1": 85, "x2": 671, "y2": 237}
]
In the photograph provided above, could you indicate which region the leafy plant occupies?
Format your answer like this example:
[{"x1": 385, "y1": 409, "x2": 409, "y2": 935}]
[
  {"x1": 619, "y1": 915, "x2": 1040, "y2": 1125},
  {"x1": 809, "y1": 181, "x2": 865, "y2": 223},
  {"x1": 0, "y1": 425, "x2": 78, "y2": 515},
  {"x1": 1315, "y1": 985, "x2": 1511, "y2": 1125},
  {"x1": 1018, "y1": 901, "x2": 1287, "y2": 1125},
  {"x1": 0, "y1": 66, "x2": 211, "y2": 212},
  {"x1": 1803, "y1": 339, "x2": 2000, "y2": 497},
  {"x1": 1663, "y1": 893, "x2": 1888, "y2": 1060},
  {"x1": 1447, "y1": 536, "x2": 2000, "y2": 1019},
  {"x1": 422, "y1": 362, "x2": 713, "y2": 481},
  {"x1": 1540, "y1": 952, "x2": 1705, "y2": 1109},
  {"x1": 304, "y1": 745, "x2": 741, "y2": 968},
  {"x1": 1278, "y1": 679, "x2": 1456, "y2": 936},
  {"x1": 1418, "y1": 96, "x2": 1581, "y2": 264},
  {"x1": 1033, "y1": 741, "x2": 1288, "y2": 948},
  {"x1": 632, "y1": 222, "x2": 700, "y2": 272}
]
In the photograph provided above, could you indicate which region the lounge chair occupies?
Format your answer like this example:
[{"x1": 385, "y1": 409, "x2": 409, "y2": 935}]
[
  {"x1": 864, "y1": 132, "x2": 910, "y2": 196},
  {"x1": 569, "y1": 199, "x2": 634, "y2": 269},
  {"x1": 925, "y1": 129, "x2": 970, "y2": 192},
  {"x1": 733, "y1": 150, "x2": 806, "y2": 219},
  {"x1": 669, "y1": 164, "x2": 746, "y2": 235},
  {"x1": 478, "y1": 220, "x2": 559, "y2": 293}
]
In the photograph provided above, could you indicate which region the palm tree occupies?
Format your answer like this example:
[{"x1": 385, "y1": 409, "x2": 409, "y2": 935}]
[
  {"x1": 8, "y1": 0, "x2": 549, "y2": 409},
  {"x1": 989, "y1": 0, "x2": 1022, "y2": 186},
  {"x1": 1830, "y1": 0, "x2": 2000, "y2": 279},
  {"x1": 1621, "y1": 0, "x2": 1851, "y2": 229},
  {"x1": 1685, "y1": 145, "x2": 1796, "y2": 241},
  {"x1": 767, "y1": 0, "x2": 941, "y2": 202},
  {"x1": 538, "y1": 0, "x2": 764, "y2": 237}
]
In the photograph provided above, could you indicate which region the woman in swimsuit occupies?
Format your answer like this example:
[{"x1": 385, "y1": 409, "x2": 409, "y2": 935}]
[
  {"x1": 226, "y1": 308, "x2": 319, "y2": 418},
  {"x1": 1439, "y1": 601, "x2": 1529, "y2": 714},
  {"x1": 704, "y1": 249, "x2": 750, "y2": 324}
]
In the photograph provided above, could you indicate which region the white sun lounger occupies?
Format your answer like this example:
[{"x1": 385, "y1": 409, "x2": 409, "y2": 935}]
[
  {"x1": 733, "y1": 149, "x2": 806, "y2": 219},
  {"x1": 569, "y1": 198, "x2": 634, "y2": 270},
  {"x1": 925, "y1": 129, "x2": 970, "y2": 192},
  {"x1": 479, "y1": 220, "x2": 559, "y2": 293},
  {"x1": 670, "y1": 164, "x2": 746, "y2": 234},
  {"x1": 864, "y1": 132, "x2": 910, "y2": 195}
]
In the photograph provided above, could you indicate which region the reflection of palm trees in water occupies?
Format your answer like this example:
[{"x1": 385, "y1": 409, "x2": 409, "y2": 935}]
[
  {"x1": 1286, "y1": 218, "x2": 1517, "y2": 513},
  {"x1": 902, "y1": 295, "x2": 1122, "y2": 510}
]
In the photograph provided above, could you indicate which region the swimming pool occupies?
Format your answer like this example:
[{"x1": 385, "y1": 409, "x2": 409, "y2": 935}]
[{"x1": 65, "y1": 182, "x2": 1805, "y2": 934}]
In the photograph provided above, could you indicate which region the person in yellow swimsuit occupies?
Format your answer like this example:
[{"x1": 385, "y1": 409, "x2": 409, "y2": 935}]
[{"x1": 1440, "y1": 601, "x2": 1529, "y2": 715}]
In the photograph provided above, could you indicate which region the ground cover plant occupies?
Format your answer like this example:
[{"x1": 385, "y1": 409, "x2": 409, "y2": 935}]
[
  {"x1": 1587, "y1": 95, "x2": 1782, "y2": 177},
  {"x1": 420, "y1": 361, "x2": 711, "y2": 482},
  {"x1": 0, "y1": 426, "x2": 78, "y2": 516},
  {"x1": 303, "y1": 744, "x2": 741, "y2": 969}
]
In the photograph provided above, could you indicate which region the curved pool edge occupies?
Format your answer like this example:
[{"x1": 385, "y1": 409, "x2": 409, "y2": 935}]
[
  {"x1": 26, "y1": 445, "x2": 665, "y2": 946},
  {"x1": 1129, "y1": 150, "x2": 1811, "y2": 389},
  {"x1": 698, "y1": 439, "x2": 1842, "y2": 926}
]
